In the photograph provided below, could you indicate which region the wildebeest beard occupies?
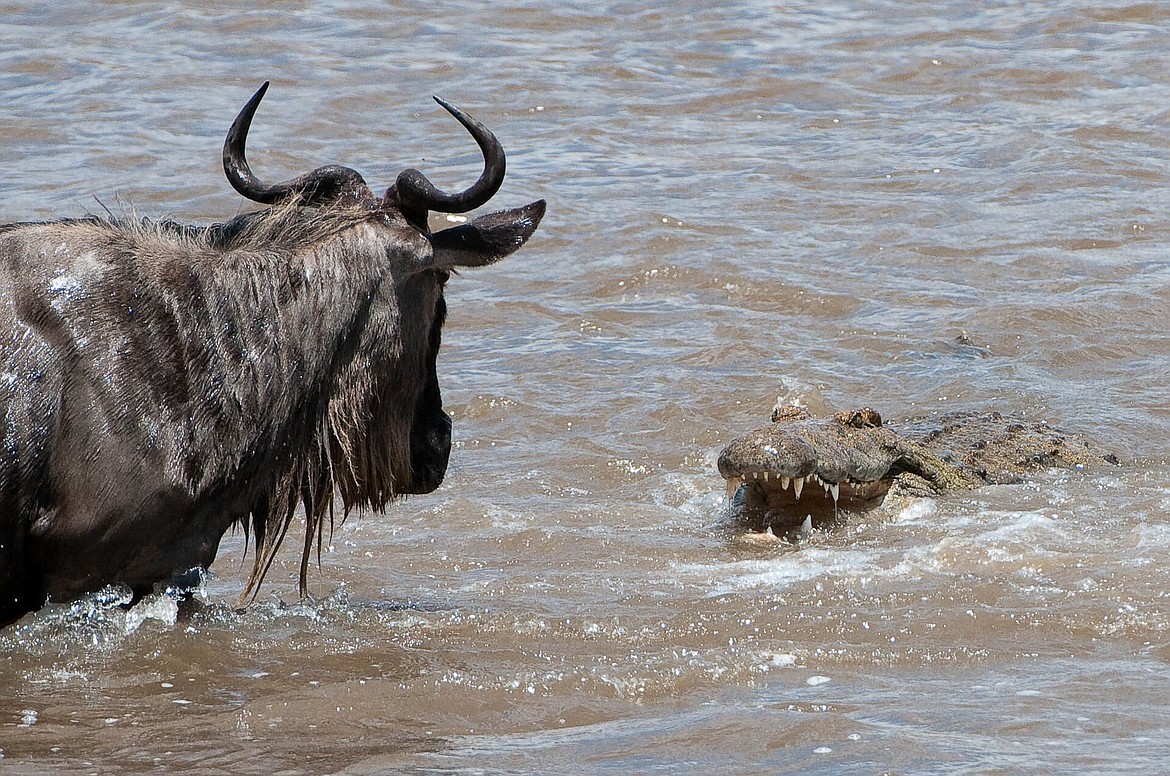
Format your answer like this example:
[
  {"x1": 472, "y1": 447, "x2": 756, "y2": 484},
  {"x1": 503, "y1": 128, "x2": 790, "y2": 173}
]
[{"x1": 0, "y1": 82, "x2": 545, "y2": 622}]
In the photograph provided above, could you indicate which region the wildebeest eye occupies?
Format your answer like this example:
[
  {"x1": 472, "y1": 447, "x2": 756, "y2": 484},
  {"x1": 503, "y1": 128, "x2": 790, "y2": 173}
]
[{"x1": 435, "y1": 270, "x2": 451, "y2": 285}]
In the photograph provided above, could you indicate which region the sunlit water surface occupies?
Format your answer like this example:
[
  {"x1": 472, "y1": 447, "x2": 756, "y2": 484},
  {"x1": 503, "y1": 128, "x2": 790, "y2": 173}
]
[{"x1": 3, "y1": 1, "x2": 1170, "y2": 773}]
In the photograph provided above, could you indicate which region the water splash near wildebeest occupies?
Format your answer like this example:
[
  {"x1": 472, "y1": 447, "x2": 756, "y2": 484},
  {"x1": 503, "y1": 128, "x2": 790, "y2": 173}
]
[{"x1": 0, "y1": 82, "x2": 545, "y2": 624}]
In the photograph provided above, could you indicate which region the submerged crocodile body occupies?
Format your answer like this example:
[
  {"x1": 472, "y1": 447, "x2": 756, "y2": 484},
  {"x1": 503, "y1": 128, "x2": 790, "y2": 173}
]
[{"x1": 717, "y1": 403, "x2": 1120, "y2": 534}]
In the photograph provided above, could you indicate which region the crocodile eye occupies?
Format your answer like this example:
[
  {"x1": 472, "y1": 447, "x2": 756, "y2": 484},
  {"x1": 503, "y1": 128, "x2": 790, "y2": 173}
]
[
  {"x1": 836, "y1": 408, "x2": 882, "y2": 429},
  {"x1": 771, "y1": 404, "x2": 809, "y2": 424}
]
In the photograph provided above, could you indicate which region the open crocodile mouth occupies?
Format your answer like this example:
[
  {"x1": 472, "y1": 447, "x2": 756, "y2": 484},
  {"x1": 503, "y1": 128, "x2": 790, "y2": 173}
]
[
  {"x1": 722, "y1": 469, "x2": 893, "y2": 531},
  {"x1": 724, "y1": 470, "x2": 891, "y2": 509},
  {"x1": 717, "y1": 405, "x2": 901, "y2": 532}
]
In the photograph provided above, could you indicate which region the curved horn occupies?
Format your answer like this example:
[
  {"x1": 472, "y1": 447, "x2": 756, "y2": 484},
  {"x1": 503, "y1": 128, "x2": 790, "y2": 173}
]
[
  {"x1": 223, "y1": 82, "x2": 371, "y2": 206},
  {"x1": 393, "y1": 97, "x2": 506, "y2": 215}
]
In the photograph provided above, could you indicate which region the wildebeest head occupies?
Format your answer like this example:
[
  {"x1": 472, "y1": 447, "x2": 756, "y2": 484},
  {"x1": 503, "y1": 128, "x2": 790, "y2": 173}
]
[{"x1": 221, "y1": 83, "x2": 545, "y2": 596}]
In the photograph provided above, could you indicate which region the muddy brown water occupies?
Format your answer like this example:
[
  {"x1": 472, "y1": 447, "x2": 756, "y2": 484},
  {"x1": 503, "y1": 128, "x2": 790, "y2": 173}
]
[{"x1": 3, "y1": 1, "x2": 1170, "y2": 773}]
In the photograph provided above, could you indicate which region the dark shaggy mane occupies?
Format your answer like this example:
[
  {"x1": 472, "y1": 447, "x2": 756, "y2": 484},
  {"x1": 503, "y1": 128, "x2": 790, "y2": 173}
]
[
  {"x1": 1, "y1": 199, "x2": 379, "y2": 256},
  {"x1": 151, "y1": 200, "x2": 379, "y2": 255}
]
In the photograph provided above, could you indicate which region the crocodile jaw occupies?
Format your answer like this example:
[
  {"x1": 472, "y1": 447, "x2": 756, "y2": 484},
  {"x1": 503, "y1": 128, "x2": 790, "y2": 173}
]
[{"x1": 724, "y1": 470, "x2": 892, "y2": 507}]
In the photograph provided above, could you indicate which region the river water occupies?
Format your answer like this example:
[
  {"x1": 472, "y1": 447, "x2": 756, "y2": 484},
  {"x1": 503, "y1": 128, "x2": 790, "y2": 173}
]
[{"x1": 3, "y1": 1, "x2": 1170, "y2": 773}]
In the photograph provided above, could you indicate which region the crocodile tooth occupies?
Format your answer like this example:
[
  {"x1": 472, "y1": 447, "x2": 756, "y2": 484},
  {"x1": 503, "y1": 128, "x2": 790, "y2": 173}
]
[
  {"x1": 726, "y1": 476, "x2": 743, "y2": 503},
  {"x1": 762, "y1": 471, "x2": 770, "y2": 482},
  {"x1": 829, "y1": 482, "x2": 840, "y2": 502},
  {"x1": 781, "y1": 476, "x2": 791, "y2": 490},
  {"x1": 793, "y1": 476, "x2": 804, "y2": 500}
]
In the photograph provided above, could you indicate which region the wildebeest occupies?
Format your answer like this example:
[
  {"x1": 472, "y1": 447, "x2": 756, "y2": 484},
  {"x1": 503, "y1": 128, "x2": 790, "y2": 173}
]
[{"x1": 0, "y1": 83, "x2": 545, "y2": 624}]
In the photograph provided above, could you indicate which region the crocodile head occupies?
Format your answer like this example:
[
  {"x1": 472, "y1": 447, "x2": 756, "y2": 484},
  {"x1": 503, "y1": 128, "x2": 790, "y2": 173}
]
[{"x1": 716, "y1": 405, "x2": 921, "y2": 532}]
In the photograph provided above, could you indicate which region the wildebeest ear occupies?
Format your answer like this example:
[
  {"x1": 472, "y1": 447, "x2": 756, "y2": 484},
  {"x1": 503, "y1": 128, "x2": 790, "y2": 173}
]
[{"x1": 430, "y1": 199, "x2": 546, "y2": 269}]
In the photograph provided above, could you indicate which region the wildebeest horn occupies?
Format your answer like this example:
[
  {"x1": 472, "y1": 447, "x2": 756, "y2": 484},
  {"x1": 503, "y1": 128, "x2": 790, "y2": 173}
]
[
  {"x1": 391, "y1": 97, "x2": 506, "y2": 217},
  {"x1": 223, "y1": 82, "x2": 372, "y2": 206}
]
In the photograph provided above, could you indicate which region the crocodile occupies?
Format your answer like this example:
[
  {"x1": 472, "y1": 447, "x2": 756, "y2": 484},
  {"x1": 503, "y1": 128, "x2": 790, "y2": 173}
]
[{"x1": 717, "y1": 403, "x2": 1120, "y2": 536}]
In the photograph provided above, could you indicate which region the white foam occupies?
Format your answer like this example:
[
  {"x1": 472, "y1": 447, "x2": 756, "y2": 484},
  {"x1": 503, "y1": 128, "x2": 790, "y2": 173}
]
[
  {"x1": 1134, "y1": 522, "x2": 1170, "y2": 552},
  {"x1": 890, "y1": 498, "x2": 938, "y2": 524},
  {"x1": 668, "y1": 482, "x2": 1129, "y2": 597},
  {"x1": 671, "y1": 546, "x2": 886, "y2": 596},
  {"x1": 123, "y1": 592, "x2": 180, "y2": 633}
]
